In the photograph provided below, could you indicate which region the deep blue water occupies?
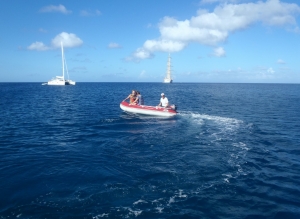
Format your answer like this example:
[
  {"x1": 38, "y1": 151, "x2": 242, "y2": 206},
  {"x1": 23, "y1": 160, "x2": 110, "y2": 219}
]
[{"x1": 0, "y1": 83, "x2": 300, "y2": 219}]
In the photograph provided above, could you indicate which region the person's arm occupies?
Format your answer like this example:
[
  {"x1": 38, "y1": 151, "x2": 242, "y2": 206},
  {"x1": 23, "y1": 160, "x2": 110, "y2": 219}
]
[
  {"x1": 130, "y1": 96, "x2": 138, "y2": 105},
  {"x1": 134, "y1": 97, "x2": 139, "y2": 104},
  {"x1": 123, "y1": 94, "x2": 130, "y2": 102},
  {"x1": 158, "y1": 100, "x2": 162, "y2": 107}
]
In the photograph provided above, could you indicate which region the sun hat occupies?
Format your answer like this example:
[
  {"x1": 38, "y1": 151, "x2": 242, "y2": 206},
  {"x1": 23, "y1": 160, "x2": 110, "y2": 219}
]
[{"x1": 161, "y1": 93, "x2": 165, "y2": 96}]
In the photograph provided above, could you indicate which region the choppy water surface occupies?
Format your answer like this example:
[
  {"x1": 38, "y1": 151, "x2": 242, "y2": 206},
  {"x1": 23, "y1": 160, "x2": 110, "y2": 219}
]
[{"x1": 0, "y1": 83, "x2": 299, "y2": 218}]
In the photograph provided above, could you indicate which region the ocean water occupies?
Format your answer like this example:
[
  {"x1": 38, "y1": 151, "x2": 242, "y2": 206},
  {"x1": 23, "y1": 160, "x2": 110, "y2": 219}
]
[{"x1": 0, "y1": 83, "x2": 299, "y2": 219}]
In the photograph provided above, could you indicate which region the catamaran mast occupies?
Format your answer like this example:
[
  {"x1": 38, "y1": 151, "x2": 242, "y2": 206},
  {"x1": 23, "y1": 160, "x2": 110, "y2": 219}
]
[{"x1": 61, "y1": 41, "x2": 64, "y2": 80}]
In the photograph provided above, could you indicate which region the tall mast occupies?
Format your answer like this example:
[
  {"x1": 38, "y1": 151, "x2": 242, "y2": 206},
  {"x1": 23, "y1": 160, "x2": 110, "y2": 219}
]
[
  {"x1": 61, "y1": 41, "x2": 64, "y2": 80},
  {"x1": 167, "y1": 53, "x2": 171, "y2": 79}
]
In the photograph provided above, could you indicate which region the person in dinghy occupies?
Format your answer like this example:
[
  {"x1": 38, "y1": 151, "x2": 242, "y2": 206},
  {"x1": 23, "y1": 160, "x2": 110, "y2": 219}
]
[
  {"x1": 158, "y1": 93, "x2": 177, "y2": 111},
  {"x1": 136, "y1": 91, "x2": 144, "y2": 105},
  {"x1": 123, "y1": 90, "x2": 138, "y2": 105},
  {"x1": 158, "y1": 93, "x2": 169, "y2": 108}
]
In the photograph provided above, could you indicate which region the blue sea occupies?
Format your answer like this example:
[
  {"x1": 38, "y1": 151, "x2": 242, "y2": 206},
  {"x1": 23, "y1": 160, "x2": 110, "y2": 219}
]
[{"x1": 0, "y1": 83, "x2": 299, "y2": 219}]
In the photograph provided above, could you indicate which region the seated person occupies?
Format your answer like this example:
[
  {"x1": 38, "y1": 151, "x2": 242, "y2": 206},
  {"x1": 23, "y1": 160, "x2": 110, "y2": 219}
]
[
  {"x1": 158, "y1": 93, "x2": 169, "y2": 107},
  {"x1": 123, "y1": 90, "x2": 138, "y2": 105},
  {"x1": 136, "y1": 91, "x2": 144, "y2": 105}
]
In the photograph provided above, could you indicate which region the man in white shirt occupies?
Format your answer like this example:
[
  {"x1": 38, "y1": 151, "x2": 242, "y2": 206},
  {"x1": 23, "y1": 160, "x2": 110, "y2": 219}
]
[{"x1": 158, "y1": 93, "x2": 169, "y2": 107}]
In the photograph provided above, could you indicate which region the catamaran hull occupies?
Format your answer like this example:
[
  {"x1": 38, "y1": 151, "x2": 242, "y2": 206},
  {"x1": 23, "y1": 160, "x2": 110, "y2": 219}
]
[
  {"x1": 45, "y1": 79, "x2": 76, "y2": 86},
  {"x1": 120, "y1": 102, "x2": 177, "y2": 117},
  {"x1": 47, "y1": 80, "x2": 65, "y2": 86},
  {"x1": 65, "y1": 80, "x2": 76, "y2": 85}
]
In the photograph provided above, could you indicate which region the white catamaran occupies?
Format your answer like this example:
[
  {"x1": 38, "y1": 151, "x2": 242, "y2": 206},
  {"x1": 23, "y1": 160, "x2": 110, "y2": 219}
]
[
  {"x1": 163, "y1": 53, "x2": 173, "y2": 83},
  {"x1": 43, "y1": 42, "x2": 75, "y2": 86}
]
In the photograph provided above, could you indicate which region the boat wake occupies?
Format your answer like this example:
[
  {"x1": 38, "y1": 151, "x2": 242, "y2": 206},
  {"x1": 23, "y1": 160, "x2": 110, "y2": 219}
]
[
  {"x1": 178, "y1": 111, "x2": 250, "y2": 179},
  {"x1": 88, "y1": 111, "x2": 253, "y2": 218},
  {"x1": 179, "y1": 111, "x2": 243, "y2": 128}
]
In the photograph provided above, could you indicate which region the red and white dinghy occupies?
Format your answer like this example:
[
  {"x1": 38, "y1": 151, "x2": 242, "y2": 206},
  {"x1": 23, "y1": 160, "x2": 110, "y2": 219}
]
[{"x1": 120, "y1": 101, "x2": 177, "y2": 117}]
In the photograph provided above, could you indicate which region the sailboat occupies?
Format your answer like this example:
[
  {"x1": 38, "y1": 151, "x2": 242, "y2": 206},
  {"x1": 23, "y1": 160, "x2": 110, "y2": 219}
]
[
  {"x1": 163, "y1": 53, "x2": 173, "y2": 83},
  {"x1": 43, "y1": 42, "x2": 76, "y2": 86}
]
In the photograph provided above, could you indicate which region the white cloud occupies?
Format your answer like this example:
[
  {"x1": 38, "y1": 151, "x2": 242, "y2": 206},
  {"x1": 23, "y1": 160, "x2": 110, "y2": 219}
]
[
  {"x1": 289, "y1": 26, "x2": 300, "y2": 33},
  {"x1": 134, "y1": 48, "x2": 152, "y2": 59},
  {"x1": 125, "y1": 48, "x2": 154, "y2": 62},
  {"x1": 39, "y1": 4, "x2": 71, "y2": 14},
  {"x1": 147, "y1": 23, "x2": 153, "y2": 28},
  {"x1": 253, "y1": 66, "x2": 276, "y2": 79},
  {"x1": 51, "y1": 32, "x2": 83, "y2": 48},
  {"x1": 27, "y1": 32, "x2": 83, "y2": 51},
  {"x1": 39, "y1": 28, "x2": 47, "y2": 33},
  {"x1": 143, "y1": 39, "x2": 186, "y2": 53},
  {"x1": 267, "y1": 67, "x2": 275, "y2": 74},
  {"x1": 200, "y1": 0, "x2": 242, "y2": 4},
  {"x1": 277, "y1": 59, "x2": 286, "y2": 64},
  {"x1": 80, "y1": 9, "x2": 101, "y2": 16},
  {"x1": 213, "y1": 47, "x2": 226, "y2": 57},
  {"x1": 139, "y1": 70, "x2": 146, "y2": 77},
  {"x1": 27, "y1": 42, "x2": 49, "y2": 51},
  {"x1": 108, "y1": 42, "x2": 122, "y2": 49},
  {"x1": 96, "y1": 10, "x2": 101, "y2": 15},
  {"x1": 128, "y1": 0, "x2": 300, "y2": 61}
]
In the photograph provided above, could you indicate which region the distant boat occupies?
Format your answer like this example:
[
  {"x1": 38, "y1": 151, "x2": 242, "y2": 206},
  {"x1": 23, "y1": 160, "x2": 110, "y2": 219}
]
[
  {"x1": 43, "y1": 42, "x2": 76, "y2": 86},
  {"x1": 163, "y1": 54, "x2": 173, "y2": 83}
]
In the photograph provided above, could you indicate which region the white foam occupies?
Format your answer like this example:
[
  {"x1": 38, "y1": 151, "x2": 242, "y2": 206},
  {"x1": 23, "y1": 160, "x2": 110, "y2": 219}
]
[
  {"x1": 156, "y1": 207, "x2": 164, "y2": 213},
  {"x1": 101, "y1": 118, "x2": 117, "y2": 123},
  {"x1": 182, "y1": 111, "x2": 242, "y2": 124},
  {"x1": 179, "y1": 112, "x2": 204, "y2": 125},
  {"x1": 133, "y1": 199, "x2": 148, "y2": 205},
  {"x1": 168, "y1": 190, "x2": 188, "y2": 205},
  {"x1": 168, "y1": 196, "x2": 175, "y2": 205},
  {"x1": 180, "y1": 112, "x2": 243, "y2": 136},
  {"x1": 93, "y1": 213, "x2": 109, "y2": 218},
  {"x1": 233, "y1": 142, "x2": 249, "y2": 151},
  {"x1": 152, "y1": 198, "x2": 163, "y2": 203},
  {"x1": 177, "y1": 189, "x2": 187, "y2": 198},
  {"x1": 226, "y1": 141, "x2": 250, "y2": 178},
  {"x1": 222, "y1": 174, "x2": 233, "y2": 178},
  {"x1": 127, "y1": 208, "x2": 142, "y2": 217},
  {"x1": 222, "y1": 172, "x2": 235, "y2": 183}
]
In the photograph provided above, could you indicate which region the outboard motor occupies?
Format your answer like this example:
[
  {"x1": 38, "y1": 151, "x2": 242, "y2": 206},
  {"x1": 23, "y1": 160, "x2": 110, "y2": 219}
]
[{"x1": 170, "y1": 104, "x2": 177, "y2": 111}]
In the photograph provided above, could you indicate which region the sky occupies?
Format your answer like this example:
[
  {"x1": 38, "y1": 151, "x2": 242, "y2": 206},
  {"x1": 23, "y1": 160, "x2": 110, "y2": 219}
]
[{"x1": 1, "y1": 0, "x2": 300, "y2": 83}]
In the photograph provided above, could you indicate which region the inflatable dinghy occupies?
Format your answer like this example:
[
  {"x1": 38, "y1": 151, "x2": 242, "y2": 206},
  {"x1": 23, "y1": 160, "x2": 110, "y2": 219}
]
[{"x1": 120, "y1": 101, "x2": 177, "y2": 117}]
